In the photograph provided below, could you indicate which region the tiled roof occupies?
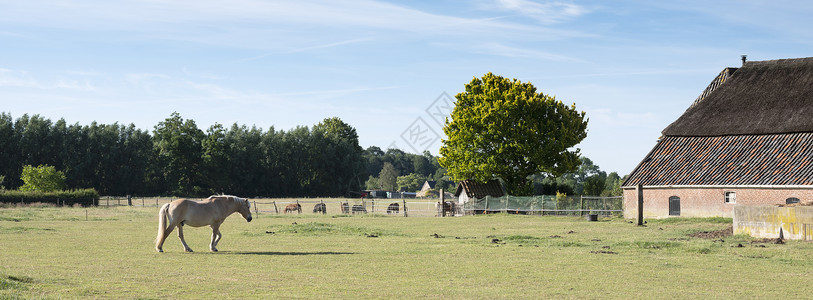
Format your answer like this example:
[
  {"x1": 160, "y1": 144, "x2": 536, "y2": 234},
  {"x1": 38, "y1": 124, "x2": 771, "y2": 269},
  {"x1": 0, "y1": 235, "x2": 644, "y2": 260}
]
[
  {"x1": 454, "y1": 179, "x2": 504, "y2": 198},
  {"x1": 624, "y1": 133, "x2": 813, "y2": 186}
]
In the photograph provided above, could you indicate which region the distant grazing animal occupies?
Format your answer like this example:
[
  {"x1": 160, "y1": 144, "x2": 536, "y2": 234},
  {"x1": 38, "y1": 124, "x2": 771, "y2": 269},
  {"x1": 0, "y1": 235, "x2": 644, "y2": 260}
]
[
  {"x1": 387, "y1": 202, "x2": 399, "y2": 214},
  {"x1": 352, "y1": 205, "x2": 367, "y2": 214},
  {"x1": 155, "y1": 195, "x2": 252, "y2": 253},
  {"x1": 313, "y1": 203, "x2": 326, "y2": 214},
  {"x1": 284, "y1": 203, "x2": 302, "y2": 214},
  {"x1": 436, "y1": 201, "x2": 457, "y2": 216},
  {"x1": 341, "y1": 202, "x2": 350, "y2": 214}
]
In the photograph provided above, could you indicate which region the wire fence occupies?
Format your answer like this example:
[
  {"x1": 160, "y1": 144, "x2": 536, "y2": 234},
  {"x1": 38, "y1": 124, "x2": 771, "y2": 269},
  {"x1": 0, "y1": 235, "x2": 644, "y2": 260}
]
[
  {"x1": 462, "y1": 195, "x2": 623, "y2": 216},
  {"x1": 99, "y1": 195, "x2": 623, "y2": 217},
  {"x1": 99, "y1": 196, "x2": 448, "y2": 217}
]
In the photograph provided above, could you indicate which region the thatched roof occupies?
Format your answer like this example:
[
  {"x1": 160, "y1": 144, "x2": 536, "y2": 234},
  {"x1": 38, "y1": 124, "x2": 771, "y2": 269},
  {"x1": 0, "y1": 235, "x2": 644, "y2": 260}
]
[
  {"x1": 624, "y1": 57, "x2": 813, "y2": 187},
  {"x1": 663, "y1": 57, "x2": 813, "y2": 136}
]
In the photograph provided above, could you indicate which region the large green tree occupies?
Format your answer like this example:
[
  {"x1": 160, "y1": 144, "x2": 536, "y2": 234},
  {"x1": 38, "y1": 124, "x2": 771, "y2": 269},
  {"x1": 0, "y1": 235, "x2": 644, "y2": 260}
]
[
  {"x1": 153, "y1": 112, "x2": 206, "y2": 196},
  {"x1": 439, "y1": 73, "x2": 588, "y2": 195}
]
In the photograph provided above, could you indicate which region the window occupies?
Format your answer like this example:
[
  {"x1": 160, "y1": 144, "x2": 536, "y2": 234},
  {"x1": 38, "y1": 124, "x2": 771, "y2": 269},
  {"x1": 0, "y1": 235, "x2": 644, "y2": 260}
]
[
  {"x1": 786, "y1": 197, "x2": 801, "y2": 205},
  {"x1": 725, "y1": 191, "x2": 736, "y2": 203}
]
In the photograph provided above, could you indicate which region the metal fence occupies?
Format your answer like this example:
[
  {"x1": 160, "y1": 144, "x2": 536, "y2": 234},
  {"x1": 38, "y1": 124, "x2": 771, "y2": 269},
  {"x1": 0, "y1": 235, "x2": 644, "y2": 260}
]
[
  {"x1": 462, "y1": 195, "x2": 623, "y2": 216},
  {"x1": 100, "y1": 195, "x2": 623, "y2": 217},
  {"x1": 99, "y1": 196, "x2": 448, "y2": 217}
]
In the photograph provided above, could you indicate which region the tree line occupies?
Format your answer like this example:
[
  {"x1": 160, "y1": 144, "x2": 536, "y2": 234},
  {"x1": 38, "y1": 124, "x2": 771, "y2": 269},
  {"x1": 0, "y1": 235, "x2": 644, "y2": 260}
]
[
  {"x1": 0, "y1": 111, "x2": 623, "y2": 198},
  {"x1": 0, "y1": 112, "x2": 372, "y2": 197}
]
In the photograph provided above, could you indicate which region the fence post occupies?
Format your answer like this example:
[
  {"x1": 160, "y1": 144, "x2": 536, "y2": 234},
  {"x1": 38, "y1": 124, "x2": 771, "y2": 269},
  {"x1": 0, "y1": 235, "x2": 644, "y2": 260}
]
[
  {"x1": 372, "y1": 198, "x2": 375, "y2": 213},
  {"x1": 273, "y1": 201, "x2": 279, "y2": 214},
  {"x1": 440, "y1": 189, "x2": 446, "y2": 217},
  {"x1": 254, "y1": 200, "x2": 258, "y2": 215},
  {"x1": 580, "y1": 195, "x2": 584, "y2": 216},
  {"x1": 403, "y1": 199, "x2": 408, "y2": 217}
]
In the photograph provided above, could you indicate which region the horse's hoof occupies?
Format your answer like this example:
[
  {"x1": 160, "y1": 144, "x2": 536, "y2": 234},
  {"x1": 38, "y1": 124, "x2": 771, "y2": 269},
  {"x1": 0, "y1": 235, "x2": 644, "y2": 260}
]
[
  {"x1": 157, "y1": 249, "x2": 163, "y2": 253},
  {"x1": 185, "y1": 249, "x2": 194, "y2": 252},
  {"x1": 211, "y1": 249, "x2": 218, "y2": 252}
]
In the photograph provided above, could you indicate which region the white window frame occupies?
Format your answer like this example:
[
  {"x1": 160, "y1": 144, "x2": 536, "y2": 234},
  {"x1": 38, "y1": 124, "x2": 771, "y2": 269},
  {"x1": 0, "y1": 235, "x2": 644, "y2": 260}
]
[{"x1": 725, "y1": 191, "x2": 736, "y2": 204}]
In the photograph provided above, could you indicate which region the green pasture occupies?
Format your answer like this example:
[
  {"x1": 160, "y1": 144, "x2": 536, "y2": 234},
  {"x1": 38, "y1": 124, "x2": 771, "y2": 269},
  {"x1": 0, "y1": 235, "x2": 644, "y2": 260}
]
[{"x1": 1, "y1": 205, "x2": 812, "y2": 299}]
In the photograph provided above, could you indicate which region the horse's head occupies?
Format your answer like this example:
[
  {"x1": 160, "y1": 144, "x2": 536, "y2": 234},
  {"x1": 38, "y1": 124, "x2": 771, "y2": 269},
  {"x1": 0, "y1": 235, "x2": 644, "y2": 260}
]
[{"x1": 235, "y1": 197, "x2": 252, "y2": 222}]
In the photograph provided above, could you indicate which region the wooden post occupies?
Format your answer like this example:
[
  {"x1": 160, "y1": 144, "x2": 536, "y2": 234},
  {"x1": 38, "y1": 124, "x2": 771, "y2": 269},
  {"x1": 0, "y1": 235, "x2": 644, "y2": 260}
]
[
  {"x1": 580, "y1": 195, "x2": 584, "y2": 216},
  {"x1": 403, "y1": 199, "x2": 408, "y2": 217},
  {"x1": 273, "y1": 201, "x2": 279, "y2": 214},
  {"x1": 254, "y1": 200, "x2": 258, "y2": 215},
  {"x1": 637, "y1": 184, "x2": 644, "y2": 226},
  {"x1": 372, "y1": 198, "x2": 375, "y2": 213},
  {"x1": 440, "y1": 189, "x2": 446, "y2": 217}
]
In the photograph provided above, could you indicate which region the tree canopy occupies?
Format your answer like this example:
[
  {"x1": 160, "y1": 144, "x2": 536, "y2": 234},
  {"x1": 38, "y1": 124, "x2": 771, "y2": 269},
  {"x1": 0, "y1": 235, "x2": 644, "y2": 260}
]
[{"x1": 439, "y1": 72, "x2": 588, "y2": 195}]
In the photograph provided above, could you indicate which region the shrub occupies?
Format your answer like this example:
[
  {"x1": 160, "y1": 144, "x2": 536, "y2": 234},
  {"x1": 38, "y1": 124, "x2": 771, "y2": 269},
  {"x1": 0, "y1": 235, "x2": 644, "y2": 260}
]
[{"x1": 0, "y1": 189, "x2": 100, "y2": 206}]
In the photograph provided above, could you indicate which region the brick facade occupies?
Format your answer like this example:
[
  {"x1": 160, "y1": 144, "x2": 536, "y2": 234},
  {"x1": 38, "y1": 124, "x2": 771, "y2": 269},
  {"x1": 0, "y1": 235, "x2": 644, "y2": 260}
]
[{"x1": 622, "y1": 187, "x2": 813, "y2": 218}]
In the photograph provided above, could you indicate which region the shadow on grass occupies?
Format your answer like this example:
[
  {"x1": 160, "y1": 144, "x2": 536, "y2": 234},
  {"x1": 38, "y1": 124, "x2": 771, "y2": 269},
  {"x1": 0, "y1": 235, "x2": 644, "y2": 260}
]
[{"x1": 225, "y1": 251, "x2": 356, "y2": 256}]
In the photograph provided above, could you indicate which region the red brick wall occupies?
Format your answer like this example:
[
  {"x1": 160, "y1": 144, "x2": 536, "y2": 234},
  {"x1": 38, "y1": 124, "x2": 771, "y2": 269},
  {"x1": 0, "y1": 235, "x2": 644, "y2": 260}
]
[{"x1": 623, "y1": 187, "x2": 813, "y2": 218}]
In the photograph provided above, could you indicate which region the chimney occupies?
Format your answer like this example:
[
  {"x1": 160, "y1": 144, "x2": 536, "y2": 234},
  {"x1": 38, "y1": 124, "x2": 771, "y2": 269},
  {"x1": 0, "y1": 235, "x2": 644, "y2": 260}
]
[{"x1": 741, "y1": 55, "x2": 747, "y2": 65}]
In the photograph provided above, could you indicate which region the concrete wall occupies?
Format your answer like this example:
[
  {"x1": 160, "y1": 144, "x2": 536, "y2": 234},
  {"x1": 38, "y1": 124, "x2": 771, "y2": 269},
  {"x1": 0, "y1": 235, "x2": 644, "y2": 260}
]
[
  {"x1": 733, "y1": 205, "x2": 813, "y2": 240},
  {"x1": 623, "y1": 187, "x2": 813, "y2": 218}
]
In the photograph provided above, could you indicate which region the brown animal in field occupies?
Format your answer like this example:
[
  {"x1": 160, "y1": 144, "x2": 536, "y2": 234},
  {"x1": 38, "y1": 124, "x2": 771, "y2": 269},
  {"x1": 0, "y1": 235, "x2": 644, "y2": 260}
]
[
  {"x1": 352, "y1": 205, "x2": 367, "y2": 214},
  {"x1": 284, "y1": 203, "x2": 302, "y2": 214},
  {"x1": 341, "y1": 202, "x2": 350, "y2": 214},
  {"x1": 313, "y1": 203, "x2": 326, "y2": 214},
  {"x1": 436, "y1": 201, "x2": 457, "y2": 216},
  {"x1": 387, "y1": 202, "x2": 399, "y2": 214}
]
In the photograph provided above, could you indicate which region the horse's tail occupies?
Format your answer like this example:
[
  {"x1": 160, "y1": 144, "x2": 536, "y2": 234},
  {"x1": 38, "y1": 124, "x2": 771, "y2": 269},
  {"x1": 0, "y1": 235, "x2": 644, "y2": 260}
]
[{"x1": 156, "y1": 203, "x2": 170, "y2": 246}]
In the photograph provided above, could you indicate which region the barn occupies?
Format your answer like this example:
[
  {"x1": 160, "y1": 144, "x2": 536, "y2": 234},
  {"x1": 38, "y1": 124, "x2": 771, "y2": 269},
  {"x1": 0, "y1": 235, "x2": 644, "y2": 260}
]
[
  {"x1": 455, "y1": 179, "x2": 505, "y2": 206},
  {"x1": 622, "y1": 57, "x2": 813, "y2": 218}
]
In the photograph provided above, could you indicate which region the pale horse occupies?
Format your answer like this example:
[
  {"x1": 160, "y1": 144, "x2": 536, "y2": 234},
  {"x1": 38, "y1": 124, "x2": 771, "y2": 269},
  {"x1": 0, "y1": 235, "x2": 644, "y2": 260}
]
[{"x1": 155, "y1": 195, "x2": 252, "y2": 252}]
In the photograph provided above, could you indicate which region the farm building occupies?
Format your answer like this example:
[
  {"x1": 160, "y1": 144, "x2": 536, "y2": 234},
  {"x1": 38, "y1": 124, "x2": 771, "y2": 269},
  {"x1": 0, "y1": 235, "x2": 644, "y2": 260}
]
[
  {"x1": 455, "y1": 179, "x2": 505, "y2": 205},
  {"x1": 417, "y1": 180, "x2": 436, "y2": 198},
  {"x1": 622, "y1": 57, "x2": 813, "y2": 218}
]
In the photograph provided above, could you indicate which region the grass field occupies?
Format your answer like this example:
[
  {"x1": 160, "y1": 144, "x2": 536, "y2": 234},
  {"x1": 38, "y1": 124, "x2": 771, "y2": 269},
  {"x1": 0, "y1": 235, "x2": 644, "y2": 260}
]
[{"x1": 1, "y1": 204, "x2": 812, "y2": 299}]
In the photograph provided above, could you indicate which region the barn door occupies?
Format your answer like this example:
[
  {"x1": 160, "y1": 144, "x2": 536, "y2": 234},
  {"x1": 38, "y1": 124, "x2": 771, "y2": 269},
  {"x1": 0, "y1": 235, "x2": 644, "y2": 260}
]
[{"x1": 669, "y1": 196, "x2": 680, "y2": 216}]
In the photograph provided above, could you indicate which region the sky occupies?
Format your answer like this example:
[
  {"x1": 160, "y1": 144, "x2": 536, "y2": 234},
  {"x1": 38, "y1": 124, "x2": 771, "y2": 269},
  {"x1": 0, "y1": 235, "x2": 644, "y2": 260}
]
[{"x1": 2, "y1": 0, "x2": 813, "y2": 176}]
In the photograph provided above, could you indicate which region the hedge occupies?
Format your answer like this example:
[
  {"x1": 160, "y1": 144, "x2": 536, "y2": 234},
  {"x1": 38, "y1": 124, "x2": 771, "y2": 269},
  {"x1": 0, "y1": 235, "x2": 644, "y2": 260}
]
[{"x1": 0, "y1": 189, "x2": 100, "y2": 206}]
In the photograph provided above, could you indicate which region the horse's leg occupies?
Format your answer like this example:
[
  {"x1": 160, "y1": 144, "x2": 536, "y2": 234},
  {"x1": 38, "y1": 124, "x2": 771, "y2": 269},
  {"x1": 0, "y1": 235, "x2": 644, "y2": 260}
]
[
  {"x1": 178, "y1": 224, "x2": 193, "y2": 252},
  {"x1": 210, "y1": 223, "x2": 222, "y2": 252},
  {"x1": 157, "y1": 222, "x2": 177, "y2": 252}
]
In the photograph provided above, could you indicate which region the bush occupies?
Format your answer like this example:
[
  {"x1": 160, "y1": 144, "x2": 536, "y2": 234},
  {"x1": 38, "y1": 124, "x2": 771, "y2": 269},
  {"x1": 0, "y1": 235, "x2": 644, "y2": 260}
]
[{"x1": 0, "y1": 189, "x2": 100, "y2": 206}]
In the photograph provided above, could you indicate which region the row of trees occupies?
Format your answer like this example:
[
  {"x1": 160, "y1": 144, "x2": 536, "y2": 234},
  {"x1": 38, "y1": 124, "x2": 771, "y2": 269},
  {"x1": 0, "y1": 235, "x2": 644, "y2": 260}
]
[
  {"x1": 1, "y1": 109, "x2": 622, "y2": 198},
  {"x1": 0, "y1": 112, "x2": 366, "y2": 197}
]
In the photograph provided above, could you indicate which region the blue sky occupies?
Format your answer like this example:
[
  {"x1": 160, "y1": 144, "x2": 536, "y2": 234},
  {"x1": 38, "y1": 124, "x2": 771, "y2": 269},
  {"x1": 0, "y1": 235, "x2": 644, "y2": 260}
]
[{"x1": 2, "y1": 0, "x2": 813, "y2": 175}]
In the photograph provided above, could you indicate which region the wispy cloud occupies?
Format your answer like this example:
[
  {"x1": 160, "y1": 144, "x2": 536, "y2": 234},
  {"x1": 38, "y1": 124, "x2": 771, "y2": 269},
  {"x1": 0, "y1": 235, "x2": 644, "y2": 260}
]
[
  {"x1": 490, "y1": 0, "x2": 589, "y2": 24},
  {"x1": 475, "y1": 42, "x2": 585, "y2": 62},
  {"x1": 239, "y1": 37, "x2": 373, "y2": 62},
  {"x1": 0, "y1": 68, "x2": 97, "y2": 91}
]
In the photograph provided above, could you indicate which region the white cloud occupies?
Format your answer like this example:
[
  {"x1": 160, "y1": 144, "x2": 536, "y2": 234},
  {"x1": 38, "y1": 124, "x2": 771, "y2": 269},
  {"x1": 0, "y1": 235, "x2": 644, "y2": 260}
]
[
  {"x1": 475, "y1": 42, "x2": 585, "y2": 62},
  {"x1": 491, "y1": 0, "x2": 589, "y2": 23},
  {"x1": 0, "y1": 68, "x2": 97, "y2": 91}
]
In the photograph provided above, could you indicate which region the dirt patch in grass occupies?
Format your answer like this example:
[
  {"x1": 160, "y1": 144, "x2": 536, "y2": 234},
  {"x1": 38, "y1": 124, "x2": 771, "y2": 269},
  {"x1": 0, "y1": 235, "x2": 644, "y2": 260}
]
[
  {"x1": 751, "y1": 238, "x2": 785, "y2": 245},
  {"x1": 689, "y1": 225, "x2": 732, "y2": 239}
]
